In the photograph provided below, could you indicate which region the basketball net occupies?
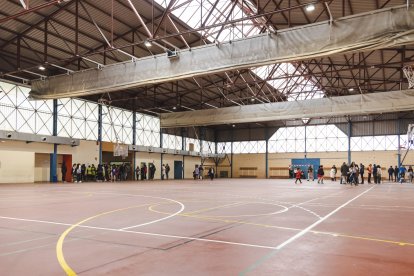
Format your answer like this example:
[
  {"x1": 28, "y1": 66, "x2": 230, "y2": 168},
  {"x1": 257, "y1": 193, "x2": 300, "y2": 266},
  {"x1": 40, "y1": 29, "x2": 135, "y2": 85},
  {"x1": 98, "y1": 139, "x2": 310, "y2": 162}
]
[
  {"x1": 403, "y1": 65, "x2": 414, "y2": 89},
  {"x1": 98, "y1": 97, "x2": 129, "y2": 159}
]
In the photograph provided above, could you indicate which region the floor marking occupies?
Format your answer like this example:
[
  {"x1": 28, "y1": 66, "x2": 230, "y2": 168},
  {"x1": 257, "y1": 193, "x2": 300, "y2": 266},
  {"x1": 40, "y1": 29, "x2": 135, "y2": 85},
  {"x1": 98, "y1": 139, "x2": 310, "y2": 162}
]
[
  {"x1": 184, "y1": 202, "x2": 245, "y2": 215},
  {"x1": 55, "y1": 193, "x2": 185, "y2": 275},
  {"x1": 56, "y1": 204, "x2": 152, "y2": 276},
  {"x1": 0, "y1": 235, "x2": 54, "y2": 248},
  {"x1": 1, "y1": 213, "x2": 413, "y2": 251},
  {"x1": 119, "y1": 198, "x2": 185, "y2": 231},
  {"x1": 239, "y1": 186, "x2": 376, "y2": 276},
  {"x1": 150, "y1": 201, "x2": 290, "y2": 218},
  {"x1": 0, "y1": 215, "x2": 280, "y2": 250}
]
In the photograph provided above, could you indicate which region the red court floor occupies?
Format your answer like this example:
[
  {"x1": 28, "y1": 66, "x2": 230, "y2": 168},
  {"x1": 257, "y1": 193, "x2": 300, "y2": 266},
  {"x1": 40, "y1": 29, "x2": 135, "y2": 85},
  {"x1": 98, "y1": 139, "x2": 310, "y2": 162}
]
[{"x1": 0, "y1": 179, "x2": 413, "y2": 275}]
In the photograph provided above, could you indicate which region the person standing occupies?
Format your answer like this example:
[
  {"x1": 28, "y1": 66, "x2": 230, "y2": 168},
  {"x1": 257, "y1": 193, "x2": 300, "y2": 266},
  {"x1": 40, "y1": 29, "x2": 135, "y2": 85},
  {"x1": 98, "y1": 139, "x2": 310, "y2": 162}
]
[
  {"x1": 295, "y1": 168, "x2": 302, "y2": 184},
  {"x1": 394, "y1": 165, "x2": 399, "y2": 182},
  {"x1": 61, "y1": 162, "x2": 67, "y2": 183},
  {"x1": 165, "y1": 164, "x2": 170, "y2": 180},
  {"x1": 288, "y1": 165, "x2": 293, "y2": 179},
  {"x1": 161, "y1": 164, "x2": 166, "y2": 180},
  {"x1": 193, "y1": 165, "x2": 199, "y2": 180},
  {"x1": 208, "y1": 167, "x2": 215, "y2": 180},
  {"x1": 373, "y1": 164, "x2": 378, "y2": 184},
  {"x1": 388, "y1": 166, "x2": 394, "y2": 182},
  {"x1": 340, "y1": 162, "x2": 348, "y2": 184},
  {"x1": 377, "y1": 165, "x2": 382, "y2": 184},
  {"x1": 399, "y1": 165, "x2": 407, "y2": 183},
  {"x1": 307, "y1": 165, "x2": 314, "y2": 181},
  {"x1": 91, "y1": 164, "x2": 97, "y2": 181},
  {"x1": 359, "y1": 163, "x2": 364, "y2": 184},
  {"x1": 330, "y1": 165, "x2": 336, "y2": 181},
  {"x1": 97, "y1": 164, "x2": 103, "y2": 182},
  {"x1": 81, "y1": 164, "x2": 86, "y2": 182},
  {"x1": 367, "y1": 164, "x2": 372, "y2": 184},
  {"x1": 76, "y1": 164, "x2": 82, "y2": 183},
  {"x1": 135, "y1": 165, "x2": 140, "y2": 180},
  {"x1": 199, "y1": 165, "x2": 204, "y2": 180},
  {"x1": 317, "y1": 165, "x2": 325, "y2": 184},
  {"x1": 408, "y1": 166, "x2": 413, "y2": 183},
  {"x1": 71, "y1": 164, "x2": 77, "y2": 182},
  {"x1": 140, "y1": 165, "x2": 145, "y2": 180}
]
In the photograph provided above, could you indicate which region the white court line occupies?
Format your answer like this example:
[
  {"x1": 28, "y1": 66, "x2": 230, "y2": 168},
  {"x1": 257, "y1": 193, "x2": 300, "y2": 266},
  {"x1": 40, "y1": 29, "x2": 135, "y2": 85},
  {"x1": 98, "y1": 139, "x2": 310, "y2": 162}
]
[
  {"x1": 239, "y1": 186, "x2": 375, "y2": 275},
  {"x1": 0, "y1": 216, "x2": 278, "y2": 250}
]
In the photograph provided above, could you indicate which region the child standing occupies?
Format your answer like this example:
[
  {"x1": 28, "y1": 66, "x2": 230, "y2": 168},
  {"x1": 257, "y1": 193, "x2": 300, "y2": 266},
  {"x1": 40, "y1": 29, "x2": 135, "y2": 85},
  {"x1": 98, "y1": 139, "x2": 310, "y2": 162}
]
[
  {"x1": 317, "y1": 165, "x2": 324, "y2": 184},
  {"x1": 295, "y1": 168, "x2": 302, "y2": 184}
]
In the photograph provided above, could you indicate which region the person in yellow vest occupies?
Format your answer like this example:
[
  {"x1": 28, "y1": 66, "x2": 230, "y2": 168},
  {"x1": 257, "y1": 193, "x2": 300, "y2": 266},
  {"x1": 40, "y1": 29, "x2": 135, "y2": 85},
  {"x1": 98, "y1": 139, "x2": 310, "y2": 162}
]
[
  {"x1": 86, "y1": 165, "x2": 92, "y2": 181},
  {"x1": 91, "y1": 164, "x2": 97, "y2": 182}
]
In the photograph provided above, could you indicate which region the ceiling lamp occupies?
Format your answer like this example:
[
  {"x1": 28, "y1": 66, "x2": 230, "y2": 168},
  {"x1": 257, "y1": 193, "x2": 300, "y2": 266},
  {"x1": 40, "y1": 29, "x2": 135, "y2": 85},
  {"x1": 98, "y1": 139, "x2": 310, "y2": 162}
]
[
  {"x1": 144, "y1": 40, "x2": 152, "y2": 47},
  {"x1": 305, "y1": 4, "x2": 316, "y2": 12},
  {"x1": 348, "y1": 88, "x2": 355, "y2": 92},
  {"x1": 38, "y1": 65, "x2": 46, "y2": 71},
  {"x1": 302, "y1": 118, "x2": 310, "y2": 124}
]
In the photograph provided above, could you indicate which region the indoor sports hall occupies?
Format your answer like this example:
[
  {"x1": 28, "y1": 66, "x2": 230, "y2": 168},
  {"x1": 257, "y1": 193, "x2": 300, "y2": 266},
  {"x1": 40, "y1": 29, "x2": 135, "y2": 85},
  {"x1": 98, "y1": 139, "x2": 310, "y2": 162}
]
[{"x1": 0, "y1": 1, "x2": 414, "y2": 275}]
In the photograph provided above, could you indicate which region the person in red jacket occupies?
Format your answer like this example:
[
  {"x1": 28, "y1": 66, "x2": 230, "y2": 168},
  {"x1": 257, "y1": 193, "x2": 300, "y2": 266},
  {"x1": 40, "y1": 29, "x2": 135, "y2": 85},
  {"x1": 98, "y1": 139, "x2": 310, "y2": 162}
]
[{"x1": 295, "y1": 168, "x2": 303, "y2": 184}]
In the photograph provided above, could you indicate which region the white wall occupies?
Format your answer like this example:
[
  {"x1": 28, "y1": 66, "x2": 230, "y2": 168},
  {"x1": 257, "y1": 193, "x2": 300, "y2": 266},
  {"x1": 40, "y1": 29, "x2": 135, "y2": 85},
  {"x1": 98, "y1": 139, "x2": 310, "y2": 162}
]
[
  {"x1": 0, "y1": 150, "x2": 34, "y2": 183},
  {"x1": 59, "y1": 140, "x2": 99, "y2": 165}
]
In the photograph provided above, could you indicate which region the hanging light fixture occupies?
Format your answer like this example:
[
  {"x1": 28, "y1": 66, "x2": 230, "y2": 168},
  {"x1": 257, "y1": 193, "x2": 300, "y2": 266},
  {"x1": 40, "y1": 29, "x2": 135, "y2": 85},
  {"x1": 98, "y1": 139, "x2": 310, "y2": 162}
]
[{"x1": 306, "y1": 4, "x2": 316, "y2": 12}]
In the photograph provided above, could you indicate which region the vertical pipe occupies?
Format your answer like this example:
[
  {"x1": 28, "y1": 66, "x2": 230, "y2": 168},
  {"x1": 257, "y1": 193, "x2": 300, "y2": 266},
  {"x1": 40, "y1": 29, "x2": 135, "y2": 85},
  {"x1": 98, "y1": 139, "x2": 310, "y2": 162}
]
[
  {"x1": 98, "y1": 104, "x2": 103, "y2": 165},
  {"x1": 265, "y1": 130, "x2": 269, "y2": 179},
  {"x1": 397, "y1": 119, "x2": 401, "y2": 166},
  {"x1": 182, "y1": 128, "x2": 186, "y2": 179},
  {"x1": 348, "y1": 120, "x2": 352, "y2": 164},
  {"x1": 230, "y1": 141, "x2": 234, "y2": 179},
  {"x1": 304, "y1": 125, "x2": 307, "y2": 159},
  {"x1": 160, "y1": 128, "x2": 164, "y2": 180},
  {"x1": 132, "y1": 112, "x2": 137, "y2": 180},
  {"x1": 51, "y1": 99, "x2": 58, "y2": 183}
]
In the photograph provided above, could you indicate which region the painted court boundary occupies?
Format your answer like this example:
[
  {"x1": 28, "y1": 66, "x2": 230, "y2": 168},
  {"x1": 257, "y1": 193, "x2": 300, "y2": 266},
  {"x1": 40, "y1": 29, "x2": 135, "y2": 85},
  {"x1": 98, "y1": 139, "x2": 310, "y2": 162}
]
[{"x1": 239, "y1": 186, "x2": 376, "y2": 275}]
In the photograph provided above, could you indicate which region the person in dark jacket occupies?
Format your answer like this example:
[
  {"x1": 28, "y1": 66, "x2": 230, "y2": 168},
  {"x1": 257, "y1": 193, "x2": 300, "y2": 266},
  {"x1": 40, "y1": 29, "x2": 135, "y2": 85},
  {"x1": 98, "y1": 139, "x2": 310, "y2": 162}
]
[
  {"x1": 394, "y1": 165, "x2": 399, "y2": 182},
  {"x1": 340, "y1": 162, "x2": 348, "y2": 184},
  {"x1": 317, "y1": 165, "x2": 325, "y2": 184},
  {"x1": 388, "y1": 166, "x2": 395, "y2": 182},
  {"x1": 61, "y1": 162, "x2": 67, "y2": 183},
  {"x1": 81, "y1": 164, "x2": 86, "y2": 182},
  {"x1": 372, "y1": 164, "x2": 378, "y2": 184},
  {"x1": 359, "y1": 163, "x2": 365, "y2": 184}
]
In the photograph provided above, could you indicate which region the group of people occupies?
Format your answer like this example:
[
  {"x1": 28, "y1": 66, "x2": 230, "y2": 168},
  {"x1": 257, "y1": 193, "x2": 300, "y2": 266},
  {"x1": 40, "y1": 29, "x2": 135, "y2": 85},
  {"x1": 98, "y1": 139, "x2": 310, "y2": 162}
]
[
  {"x1": 290, "y1": 162, "x2": 414, "y2": 186},
  {"x1": 64, "y1": 163, "x2": 132, "y2": 183},
  {"x1": 387, "y1": 165, "x2": 414, "y2": 183},
  {"x1": 193, "y1": 164, "x2": 215, "y2": 180},
  {"x1": 294, "y1": 165, "x2": 326, "y2": 184},
  {"x1": 135, "y1": 163, "x2": 168, "y2": 180}
]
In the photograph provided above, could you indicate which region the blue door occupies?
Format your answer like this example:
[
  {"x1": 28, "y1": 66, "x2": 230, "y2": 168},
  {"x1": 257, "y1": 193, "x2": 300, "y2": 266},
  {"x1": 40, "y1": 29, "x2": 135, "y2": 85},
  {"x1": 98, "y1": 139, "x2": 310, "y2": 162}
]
[
  {"x1": 291, "y1": 158, "x2": 320, "y2": 179},
  {"x1": 174, "y1": 161, "x2": 183, "y2": 179}
]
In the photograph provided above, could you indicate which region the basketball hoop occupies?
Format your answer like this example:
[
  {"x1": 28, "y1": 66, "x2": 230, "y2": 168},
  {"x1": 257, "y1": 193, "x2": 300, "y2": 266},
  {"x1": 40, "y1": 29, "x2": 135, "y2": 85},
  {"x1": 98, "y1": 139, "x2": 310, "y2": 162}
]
[
  {"x1": 403, "y1": 65, "x2": 414, "y2": 88},
  {"x1": 99, "y1": 95, "x2": 129, "y2": 159},
  {"x1": 114, "y1": 143, "x2": 129, "y2": 159}
]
